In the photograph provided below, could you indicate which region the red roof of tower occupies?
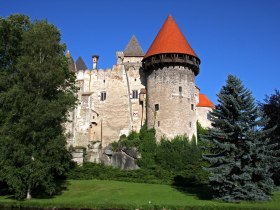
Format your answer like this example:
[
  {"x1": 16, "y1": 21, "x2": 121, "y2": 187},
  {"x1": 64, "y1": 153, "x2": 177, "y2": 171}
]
[
  {"x1": 144, "y1": 15, "x2": 198, "y2": 59},
  {"x1": 197, "y1": 94, "x2": 215, "y2": 108}
]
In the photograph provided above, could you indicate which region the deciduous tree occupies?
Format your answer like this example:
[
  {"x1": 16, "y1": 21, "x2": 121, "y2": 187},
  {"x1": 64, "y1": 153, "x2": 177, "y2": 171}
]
[{"x1": 0, "y1": 15, "x2": 76, "y2": 200}]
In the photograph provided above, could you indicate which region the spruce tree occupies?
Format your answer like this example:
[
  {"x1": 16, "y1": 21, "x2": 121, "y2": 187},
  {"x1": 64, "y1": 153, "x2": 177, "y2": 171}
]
[
  {"x1": 0, "y1": 15, "x2": 76, "y2": 200},
  {"x1": 203, "y1": 75, "x2": 276, "y2": 202},
  {"x1": 260, "y1": 90, "x2": 280, "y2": 185}
]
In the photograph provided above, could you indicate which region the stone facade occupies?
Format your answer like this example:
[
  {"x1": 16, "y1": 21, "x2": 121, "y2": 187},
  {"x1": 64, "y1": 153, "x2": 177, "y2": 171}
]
[
  {"x1": 68, "y1": 52, "x2": 146, "y2": 151},
  {"x1": 66, "y1": 42, "x2": 213, "y2": 163},
  {"x1": 197, "y1": 107, "x2": 212, "y2": 128},
  {"x1": 145, "y1": 66, "x2": 197, "y2": 140},
  {"x1": 66, "y1": 17, "x2": 214, "y2": 164}
]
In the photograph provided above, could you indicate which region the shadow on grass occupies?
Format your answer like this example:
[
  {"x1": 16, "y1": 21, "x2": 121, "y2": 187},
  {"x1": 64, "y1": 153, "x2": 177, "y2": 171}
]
[
  {"x1": 32, "y1": 179, "x2": 71, "y2": 199},
  {"x1": 172, "y1": 175, "x2": 212, "y2": 200},
  {"x1": 0, "y1": 179, "x2": 70, "y2": 200}
]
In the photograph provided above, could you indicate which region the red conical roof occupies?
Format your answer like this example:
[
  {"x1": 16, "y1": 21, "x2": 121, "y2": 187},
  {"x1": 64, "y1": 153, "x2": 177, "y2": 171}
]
[
  {"x1": 197, "y1": 94, "x2": 215, "y2": 108},
  {"x1": 144, "y1": 15, "x2": 198, "y2": 59}
]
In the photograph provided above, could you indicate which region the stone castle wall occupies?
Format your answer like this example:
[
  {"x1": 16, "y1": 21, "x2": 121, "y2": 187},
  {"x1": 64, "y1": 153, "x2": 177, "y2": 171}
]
[
  {"x1": 197, "y1": 106, "x2": 213, "y2": 128},
  {"x1": 146, "y1": 66, "x2": 197, "y2": 141},
  {"x1": 66, "y1": 52, "x2": 213, "y2": 164},
  {"x1": 68, "y1": 53, "x2": 146, "y2": 152}
]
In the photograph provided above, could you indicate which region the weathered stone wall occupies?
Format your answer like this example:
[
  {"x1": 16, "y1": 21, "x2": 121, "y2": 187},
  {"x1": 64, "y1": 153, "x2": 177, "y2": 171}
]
[
  {"x1": 68, "y1": 54, "x2": 145, "y2": 152},
  {"x1": 66, "y1": 52, "x2": 213, "y2": 164},
  {"x1": 146, "y1": 66, "x2": 197, "y2": 141},
  {"x1": 197, "y1": 106, "x2": 213, "y2": 128}
]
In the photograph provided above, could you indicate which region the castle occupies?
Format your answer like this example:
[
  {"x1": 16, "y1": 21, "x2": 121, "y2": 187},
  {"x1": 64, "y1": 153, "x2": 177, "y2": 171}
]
[{"x1": 66, "y1": 16, "x2": 214, "y2": 164}]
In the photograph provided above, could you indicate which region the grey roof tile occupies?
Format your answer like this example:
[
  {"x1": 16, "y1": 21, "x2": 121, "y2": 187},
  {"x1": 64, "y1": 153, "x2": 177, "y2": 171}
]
[
  {"x1": 76, "y1": 56, "x2": 88, "y2": 70},
  {"x1": 124, "y1": 35, "x2": 144, "y2": 57}
]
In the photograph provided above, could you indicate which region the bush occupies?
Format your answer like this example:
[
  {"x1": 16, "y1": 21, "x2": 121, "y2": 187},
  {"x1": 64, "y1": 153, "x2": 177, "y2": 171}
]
[{"x1": 68, "y1": 122, "x2": 209, "y2": 187}]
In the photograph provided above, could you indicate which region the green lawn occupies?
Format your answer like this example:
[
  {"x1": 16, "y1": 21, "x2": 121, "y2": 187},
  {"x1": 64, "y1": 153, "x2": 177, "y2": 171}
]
[{"x1": 0, "y1": 179, "x2": 280, "y2": 209}]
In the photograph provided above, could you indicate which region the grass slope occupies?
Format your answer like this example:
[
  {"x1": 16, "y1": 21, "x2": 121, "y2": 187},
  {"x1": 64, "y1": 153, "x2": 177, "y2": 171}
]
[{"x1": 0, "y1": 179, "x2": 280, "y2": 209}]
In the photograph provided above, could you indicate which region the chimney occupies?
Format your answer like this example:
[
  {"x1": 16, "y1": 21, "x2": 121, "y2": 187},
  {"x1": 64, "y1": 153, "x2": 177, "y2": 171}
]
[{"x1": 92, "y1": 55, "x2": 99, "y2": 70}]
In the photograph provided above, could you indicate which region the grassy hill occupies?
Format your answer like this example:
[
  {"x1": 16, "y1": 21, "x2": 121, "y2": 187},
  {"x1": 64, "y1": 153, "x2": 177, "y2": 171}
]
[{"x1": 1, "y1": 179, "x2": 280, "y2": 209}]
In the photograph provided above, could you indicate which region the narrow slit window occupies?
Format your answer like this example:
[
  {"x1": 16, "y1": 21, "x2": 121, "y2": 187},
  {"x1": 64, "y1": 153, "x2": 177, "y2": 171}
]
[
  {"x1": 101, "y1": 91, "x2": 106, "y2": 101},
  {"x1": 158, "y1": 121, "x2": 160, "y2": 127},
  {"x1": 191, "y1": 104, "x2": 194, "y2": 110},
  {"x1": 179, "y1": 86, "x2": 182, "y2": 92}
]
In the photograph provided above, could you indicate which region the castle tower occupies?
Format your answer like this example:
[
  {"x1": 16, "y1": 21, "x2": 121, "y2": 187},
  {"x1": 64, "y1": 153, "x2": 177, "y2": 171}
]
[{"x1": 142, "y1": 15, "x2": 201, "y2": 141}]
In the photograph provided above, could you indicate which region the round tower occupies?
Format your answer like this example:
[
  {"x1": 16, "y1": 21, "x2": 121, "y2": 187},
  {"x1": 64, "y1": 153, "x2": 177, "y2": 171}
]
[{"x1": 142, "y1": 15, "x2": 200, "y2": 141}]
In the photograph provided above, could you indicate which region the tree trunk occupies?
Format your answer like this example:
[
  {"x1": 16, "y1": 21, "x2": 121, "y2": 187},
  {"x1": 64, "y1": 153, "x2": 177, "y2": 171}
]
[{"x1": 26, "y1": 186, "x2": 31, "y2": 200}]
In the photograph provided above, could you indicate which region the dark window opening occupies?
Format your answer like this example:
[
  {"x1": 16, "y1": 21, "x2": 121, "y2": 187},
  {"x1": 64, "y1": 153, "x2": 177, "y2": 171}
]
[
  {"x1": 189, "y1": 122, "x2": 192, "y2": 128},
  {"x1": 134, "y1": 78, "x2": 137, "y2": 82},
  {"x1": 103, "y1": 79, "x2": 105, "y2": 83},
  {"x1": 155, "y1": 104, "x2": 159, "y2": 111},
  {"x1": 101, "y1": 91, "x2": 106, "y2": 101},
  {"x1": 207, "y1": 113, "x2": 212, "y2": 120},
  {"x1": 191, "y1": 104, "x2": 194, "y2": 110},
  {"x1": 179, "y1": 86, "x2": 182, "y2": 92},
  {"x1": 132, "y1": 90, "x2": 138, "y2": 99},
  {"x1": 158, "y1": 121, "x2": 160, "y2": 127}
]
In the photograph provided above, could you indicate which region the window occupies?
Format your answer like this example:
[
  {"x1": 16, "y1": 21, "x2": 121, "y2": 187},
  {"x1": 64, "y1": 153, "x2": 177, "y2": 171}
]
[
  {"x1": 158, "y1": 121, "x2": 160, "y2": 127},
  {"x1": 101, "y1": 91, "x2": 106, "y2": 101},
  {"x1": 155, "y1": 104, "x2": 159, "y2": 111},
  {"x1": 81, "y1": 96, "x2": 89, "y2": 108},
  {"x1": 189, "y1": 122, "x2": 192, "y2": 128},
  {"x1": 132, "y1": 90, "x2": 138, "y2": 99},
  {"x1": 207, "y1": 112, "x2": 213, "y2": 120},
  {"x1": 179, "y1": 86, "x2": 182, "y2": 92},
  {"x1": 191, "y1": 104, "x2": 194, "y2": 110}
]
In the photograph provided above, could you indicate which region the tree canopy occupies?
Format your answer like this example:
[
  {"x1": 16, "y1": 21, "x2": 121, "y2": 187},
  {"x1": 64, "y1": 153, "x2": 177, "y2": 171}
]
[
  {"x1": 0, "y1": 14, "x2": 76, "y2": 200},
  {"x1": 203, "y1": 75, "x2": 276, "y2": 202}
]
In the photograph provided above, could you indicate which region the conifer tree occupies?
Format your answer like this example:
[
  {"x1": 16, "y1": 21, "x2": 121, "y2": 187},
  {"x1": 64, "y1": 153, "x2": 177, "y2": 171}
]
[
  {"x1": 0, "y1": 15, "x2": 76, "y2": 200},
  {"x1": 203, "y1": 75, "x2": 276, "y2": 202},
  {"x1": 260, "y1": 90, "x2": 280, "y2": 185}
]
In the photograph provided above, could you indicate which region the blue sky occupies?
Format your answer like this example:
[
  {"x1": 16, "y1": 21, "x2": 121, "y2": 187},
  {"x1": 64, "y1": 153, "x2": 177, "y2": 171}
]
[{"x1": 1, "y1": 0, "x2": 279, "y2": 104}]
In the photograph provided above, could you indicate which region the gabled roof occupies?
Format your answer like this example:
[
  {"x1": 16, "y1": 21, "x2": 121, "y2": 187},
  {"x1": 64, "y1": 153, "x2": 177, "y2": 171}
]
[
  {"x1": 144, "y1": 15, "x2": 198, "y2": 59},
  {"x1": 197, "y1": 94, "x2": 215, "y2": 108},
  {"x1": 76, "y1": 56, "x2": 88, "y2": 70},
  {"x1": 124, "y1": 35, "x2": 144, "y2": 57}
]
